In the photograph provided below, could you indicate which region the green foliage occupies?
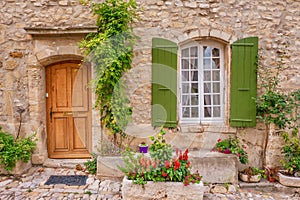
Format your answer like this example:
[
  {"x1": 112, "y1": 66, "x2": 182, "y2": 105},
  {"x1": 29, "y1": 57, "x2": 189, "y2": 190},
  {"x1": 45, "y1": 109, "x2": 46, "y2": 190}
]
[
  {"x1": 241, "y1": 166, "x2": 266, "y2": 179},
  {"x1": 84, "y1": 153, "x2": 97, "y2": 174},
  {"x1": 0, "y1": 127, "x2": 37, "y2": 172},
  {"x1": 79, "y1": 0, "x2": 138, "y2": 136},
  {"x1": 281, "y1": 131, "x2": 300, "y2": 175},
  {"x1": 149, "y1": 128, "x2": 172, "y2": 166},
  {"x1": 214, "y1": 137, "x2": 248, "y2": 164}
]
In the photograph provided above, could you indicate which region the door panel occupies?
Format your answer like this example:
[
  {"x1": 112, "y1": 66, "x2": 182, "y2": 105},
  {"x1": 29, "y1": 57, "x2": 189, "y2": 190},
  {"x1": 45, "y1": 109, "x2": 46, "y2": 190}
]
[{"x1": 46, "y1": 62, "x2": 91, "y2": 158}]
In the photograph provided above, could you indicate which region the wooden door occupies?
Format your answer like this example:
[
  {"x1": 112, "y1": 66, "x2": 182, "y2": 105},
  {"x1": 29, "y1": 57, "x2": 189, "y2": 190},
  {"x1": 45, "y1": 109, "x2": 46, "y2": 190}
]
[{"x1": 46, "y1": 62, "x2": 91, "y2": 158}]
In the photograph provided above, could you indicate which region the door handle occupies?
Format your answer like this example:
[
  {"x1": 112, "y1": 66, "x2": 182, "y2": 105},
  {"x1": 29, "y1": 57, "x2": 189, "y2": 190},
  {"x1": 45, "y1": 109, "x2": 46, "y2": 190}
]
[{"x1": 50, "y1": 107, "x2": 53, "y2": 123}]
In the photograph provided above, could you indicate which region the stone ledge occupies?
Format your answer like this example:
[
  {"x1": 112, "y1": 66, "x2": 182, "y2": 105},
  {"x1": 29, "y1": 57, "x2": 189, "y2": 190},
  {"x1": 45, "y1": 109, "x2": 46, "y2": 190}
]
[{"x1": 24, "y1": 26, "x2": 97, "y2": 35}]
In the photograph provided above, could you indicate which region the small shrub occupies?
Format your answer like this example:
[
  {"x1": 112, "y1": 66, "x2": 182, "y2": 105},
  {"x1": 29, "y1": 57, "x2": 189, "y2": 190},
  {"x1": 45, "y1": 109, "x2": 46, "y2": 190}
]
[
  {"x1": 84, "y1": 153, "x2": 97, "y2": 174},
  {"x1": 0, "y1": 127, "x2": 37, "y2": 172}
]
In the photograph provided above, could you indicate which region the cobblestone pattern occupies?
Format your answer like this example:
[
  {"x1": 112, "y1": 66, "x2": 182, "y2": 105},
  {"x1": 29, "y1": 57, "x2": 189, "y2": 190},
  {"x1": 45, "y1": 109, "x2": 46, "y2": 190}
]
[{"x1": 0, "y1": 167, "x2": 299, "y2": 200}]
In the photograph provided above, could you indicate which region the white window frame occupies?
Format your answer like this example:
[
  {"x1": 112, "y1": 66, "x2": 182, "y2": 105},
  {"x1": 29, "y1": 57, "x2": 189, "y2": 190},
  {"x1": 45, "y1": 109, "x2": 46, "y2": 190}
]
[{"x1": 179, "y1": 40, "x2": 225, "y2": 123}]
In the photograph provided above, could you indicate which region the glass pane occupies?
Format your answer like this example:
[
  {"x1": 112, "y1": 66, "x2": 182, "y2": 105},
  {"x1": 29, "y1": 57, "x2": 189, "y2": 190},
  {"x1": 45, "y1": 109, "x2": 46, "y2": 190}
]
[
  {"x1": 204, "y1": 83, "x2": 211, "y2": 93},
  {"x1": 212, "y1": 48, "x2": 219, "y2": 57},
  {"x1": 203, "y1": 59, "x2": 211, "y2": 69},
  {"x1": 212, "y1": 58, "x2": 220, "y2": 69},
  {"x1": 192, "y1": 71, "x2": 198, "y2": 81},
  {"x1": 182, "y1": 83, "x2": 189, "y2": 93},
  {"x1": 182, "y1": 59, "x2": 189, "y2": 69},
  {"x1": 191, "y1": 59, "x2": 198, "y2": 69},
  {"x1": 213, "y1": 107, "x2": 221, "y2": 117},
  {"x1": 182, "y1": 95, "x2": 190, "y2": 106},
  {"x1": 212, "y1": 71, "x2": 220, "y2": 81},
  {"x1": 204, "y1": 95, "x2": 211, "y2": 105},
  {"x1": 213, "y1": 83, "x2": 220, "y2": 93},
  {"x1": 203, "y1": 71, "x2": 211, "y2": 81},
  {"x1": 203, "y1": 46, "x2": 211, "y2": 57},
  {"x1": 191, "y1": 83, "x2": 198, "y2": 93},
  {"x1": 213, "y1": 95, "x2": 220, "y2": 105},
  {"x1": 191, "y1": 95, "x2": 198, "y2": 105},
  {"x1": 182, "y1": 71, "x2": 189, "y2": 81},
  {"x1": 191, "y1": 47, "x2": 198, "y2": 57},
  {"x1": 204, "y1": 107, "x2": 211, "y2": 117},
  {"x1": 182, "y1": 107, "x2": 190, "y2": 118},
  {"x1": 191, "y1": 107, "x2": 199, "y2": 118},
  {"x1": 182, "y1": 48, "x2": 189, "y2": 57}
]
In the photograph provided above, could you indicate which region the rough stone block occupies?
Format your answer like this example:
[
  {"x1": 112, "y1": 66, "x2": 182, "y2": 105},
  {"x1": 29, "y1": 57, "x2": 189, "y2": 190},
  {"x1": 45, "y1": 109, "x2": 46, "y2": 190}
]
[
  {"x1": 122, "y1": 176, "x2": 205, "y2": 200},
  {"x1": 97, "y1": 156, "x2": 124, "y2": 181},
  {"x1": 0, "y1": 160, "x2": 31, "y2": 175}
]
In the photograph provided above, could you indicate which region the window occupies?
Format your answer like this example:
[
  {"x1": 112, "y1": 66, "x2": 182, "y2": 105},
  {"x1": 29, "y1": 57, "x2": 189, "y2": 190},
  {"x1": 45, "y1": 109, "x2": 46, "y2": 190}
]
[
  {"x1": 180, "y1": 42, "x2": 224, "y2": 123},
  {"x1": 152, "y1": 37, "x2": 258, "y2": 128}
]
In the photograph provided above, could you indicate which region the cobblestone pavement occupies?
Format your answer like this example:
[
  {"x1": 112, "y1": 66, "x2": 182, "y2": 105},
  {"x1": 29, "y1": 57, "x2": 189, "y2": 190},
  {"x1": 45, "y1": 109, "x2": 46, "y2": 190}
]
[{"x1": 0, "y1": 167, "x2": 299, "y2": 200}]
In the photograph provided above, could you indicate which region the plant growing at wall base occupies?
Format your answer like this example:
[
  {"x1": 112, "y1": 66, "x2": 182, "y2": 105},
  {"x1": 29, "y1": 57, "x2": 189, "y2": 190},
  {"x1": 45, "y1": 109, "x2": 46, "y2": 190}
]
[
  {"x1": 79, "y1": 0, "x2": 138, "y2": 139},
  {"x1": 0, "y1": 127, "x2": 37, "y2": 172},
  {"x1": 84, "y1": 153, "x2": 97, "y2": 174}
]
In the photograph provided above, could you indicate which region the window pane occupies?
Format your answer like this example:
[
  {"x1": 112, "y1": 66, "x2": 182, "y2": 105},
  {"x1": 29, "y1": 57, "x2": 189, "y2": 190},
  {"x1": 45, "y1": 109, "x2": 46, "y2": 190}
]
[
  {"x1": 212, "y1": 48, "x2": 219, "y2": 57},
  {"x1": 191, "y1": 107, "x2": 199, "y2": 118},
  {"x1": 192, "y1": 71, "x2": 198, "y2": 81},
  {"x1": 213, "y1": 107, "x2": 221, "y2": 117},
  {"x1": 182, "y1": 71, "x2": 189, "y2": 81},
  {"x1": 191, "y1": 95, "x2": 198, "y2": 105},
  {"x1": 182, "y1": 48, "x2": 189, "y2": 57},
  {"x1": 182, "y1": 83, "x2": 189, "y2": 93},
  {"x1": 204, "y1": 83, "x2": 211, "y2": 93},
  {"x1": 213, "y1": 95, "x2": 220, "y2": 105},
  {"x1": 182, "y1": 59, "x2": 189, "y2": 69},
  {"x1": 191, "y1": 47, "x2": 198, "y2": 57},
  {"x1": 213, "y1": 83, "x2": 220, "y2": 93},
  {"x1": 203, "y1": 59, "x2": 211, "y2": 69},
  {"x1": 212, "y1": 71, "x2": 220, "y2": 81},
  {"x1": 182, "y1": 107, "x2": 190, "y2": 118},
  {"x1": 203, "y1": 71, "x2": 211, "y2": 81},
  {"x1": 182, "y1": 95, "x2": 190, "y2": 106},
  {"x1": 191, "y1": 59, "x2": 198, "y2": 69},
  {"x1": 204, "y1": 95, "x2": 211, "y2": 105},
  {"x1": 212, "y1": 58, "x2": 220, "y2": 69},
  {"x1": 203, "y1": 46, "x2": 211, "y2": 57},
  {"x1": 204, "y1": 107, "x2": 211, "y2": 117},
  {"x1": 191, "y1": 83, "x2": 198, "y2": 93}
]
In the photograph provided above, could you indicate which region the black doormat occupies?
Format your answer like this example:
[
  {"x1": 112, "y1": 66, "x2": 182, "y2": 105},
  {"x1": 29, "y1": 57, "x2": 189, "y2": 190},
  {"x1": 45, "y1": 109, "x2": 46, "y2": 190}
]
[{"x1": 45, "y1": 175, "x2": 87, "y2": 186}]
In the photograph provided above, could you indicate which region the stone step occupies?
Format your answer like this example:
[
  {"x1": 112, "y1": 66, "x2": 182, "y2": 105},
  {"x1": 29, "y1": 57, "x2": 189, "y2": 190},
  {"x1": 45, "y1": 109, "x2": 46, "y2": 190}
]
[{"x1": 97, "y1": 151, "x2": 238, "y2": 184}]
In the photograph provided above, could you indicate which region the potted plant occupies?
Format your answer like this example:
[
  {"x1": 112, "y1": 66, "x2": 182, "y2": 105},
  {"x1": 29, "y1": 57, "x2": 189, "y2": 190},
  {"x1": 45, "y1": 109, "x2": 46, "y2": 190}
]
[
  {"x1": 213, "y1": 137, "x2": 248, "y2": 164},
  {"x1": 278, "y1": 131, "x2": 300, "y2": 187},
  {"x1": 118, "y1": 128, "x2": 205, "y2": 200},
  {"x1": 239, "y1": 167, "x2": 266, "y2": 183},
  {"x1": 138, "y1": 142, "x2": 148, "y2": 153}
]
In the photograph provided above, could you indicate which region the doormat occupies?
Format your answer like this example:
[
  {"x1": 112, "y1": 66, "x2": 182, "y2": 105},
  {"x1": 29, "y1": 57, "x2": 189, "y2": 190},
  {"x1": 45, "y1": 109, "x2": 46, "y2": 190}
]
[{"x1": 45, "y1": 175, "x2": 87, "y2": 186}]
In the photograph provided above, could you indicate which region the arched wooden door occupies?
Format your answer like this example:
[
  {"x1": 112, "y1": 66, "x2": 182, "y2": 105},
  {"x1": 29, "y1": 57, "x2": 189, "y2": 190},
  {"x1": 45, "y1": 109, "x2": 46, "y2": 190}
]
[{"x1": 46, "y1": 62, "x2": 91, "y2": 158}]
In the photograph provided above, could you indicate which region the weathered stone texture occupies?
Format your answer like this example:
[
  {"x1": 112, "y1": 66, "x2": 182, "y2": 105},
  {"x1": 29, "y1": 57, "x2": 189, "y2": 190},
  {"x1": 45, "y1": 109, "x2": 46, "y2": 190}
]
[{"x1": 0, "y1": 0, "x2": 298, "y2": 168}]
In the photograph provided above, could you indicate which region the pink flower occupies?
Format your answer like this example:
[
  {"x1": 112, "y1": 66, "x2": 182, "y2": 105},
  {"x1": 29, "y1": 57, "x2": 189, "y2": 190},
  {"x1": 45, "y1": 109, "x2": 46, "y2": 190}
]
[
  {"x1": 217, "y1": 138, "x2": 222, "y2": 142},
  {"x1": 165, "y1": 160, "x2": 171, "y2": 169},
  {"x1": 162, "y1": 171, "x2": 168, "y2": 177}
]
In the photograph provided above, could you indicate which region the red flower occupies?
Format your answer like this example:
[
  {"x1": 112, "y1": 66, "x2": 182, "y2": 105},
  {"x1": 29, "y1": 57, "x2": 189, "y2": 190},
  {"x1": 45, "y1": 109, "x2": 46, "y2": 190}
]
[
  {"x1": 174, "y1": 159, "x2": 180, "y2": 170},
  {"x1": 217, "y1": 138, "x2": 222, "y2": 142},
  {"x1": 162, "y1": 171, "x2": 168, "y2": 177},
  {"x1": 179, "y1": 150, "x2": 183, "y2": 160},
  {"x1": 224, "y1": 148, "x2": 231, "y2": 154},
  {"x1": 165, "y1": 160, "x2": 171, "y2": 169},
  {"x1": 183, "y1": 149, "x2": 189, "y2": 161},
  {"x1": 186, "y1": 161, "x2": 190, "y2": 168},
  {"x1": 237, "y1": 153, "x2": 241, "y2": 158}
]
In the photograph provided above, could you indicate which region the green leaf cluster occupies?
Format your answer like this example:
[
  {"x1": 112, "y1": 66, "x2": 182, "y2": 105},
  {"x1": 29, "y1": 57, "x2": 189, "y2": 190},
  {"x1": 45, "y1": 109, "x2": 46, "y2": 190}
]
[
  {"x1": 0, "y1": 127, "x2": 37, "y2": 172},
  {"x1": 79, "y1": 0, "x2": 138, "y2": 136},
  {"x1": 281, "y1": 131, "x2": 300, "y2": 175},
  {"x1": 83, "y1": 153, "x2": 98, "y2": 174},
  {"x1": 149, "y1": 129, "x2": 173, "y2": 166}
]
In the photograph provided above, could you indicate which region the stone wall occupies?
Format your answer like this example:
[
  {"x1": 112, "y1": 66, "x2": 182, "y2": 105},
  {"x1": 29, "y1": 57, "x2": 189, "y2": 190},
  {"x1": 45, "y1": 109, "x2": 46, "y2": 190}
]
[{"x1": 0, "y1": 0, "x2": 299, "y2": 168}]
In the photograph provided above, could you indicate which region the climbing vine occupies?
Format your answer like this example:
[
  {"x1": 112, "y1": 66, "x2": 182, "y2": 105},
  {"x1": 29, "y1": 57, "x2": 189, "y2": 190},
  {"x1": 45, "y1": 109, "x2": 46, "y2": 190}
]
[{"x1": 79, "y1": 0, "x2": 138, "y2": 137}]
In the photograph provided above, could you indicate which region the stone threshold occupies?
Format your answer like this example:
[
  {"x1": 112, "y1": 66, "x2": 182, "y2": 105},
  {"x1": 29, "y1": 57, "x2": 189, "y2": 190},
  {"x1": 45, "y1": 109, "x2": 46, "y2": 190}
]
[{"x1": 43, "y1": 159, "x2": 89, "y2": 169}]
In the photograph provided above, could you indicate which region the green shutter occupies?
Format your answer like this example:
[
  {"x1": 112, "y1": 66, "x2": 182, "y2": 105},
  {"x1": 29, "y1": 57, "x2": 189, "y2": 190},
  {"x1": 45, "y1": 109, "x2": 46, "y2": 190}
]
[
  {"x1": 152, "y1": 38, "x2": 178, "y2": 128},
  {"x1": 230, "y1": 37, "x2": 258, "y2": 127}
]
